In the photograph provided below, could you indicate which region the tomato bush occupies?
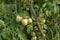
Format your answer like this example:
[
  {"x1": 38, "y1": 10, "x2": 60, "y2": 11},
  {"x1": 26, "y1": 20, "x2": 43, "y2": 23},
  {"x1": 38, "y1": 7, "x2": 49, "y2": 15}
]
[{"x1": 0, "y1": 0, "x2": 60, "y2": 40}]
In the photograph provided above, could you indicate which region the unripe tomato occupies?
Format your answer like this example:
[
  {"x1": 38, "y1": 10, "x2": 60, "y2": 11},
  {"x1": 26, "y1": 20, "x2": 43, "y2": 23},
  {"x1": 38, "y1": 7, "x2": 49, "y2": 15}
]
[
  {"x1": 16, "y1": 15, "x2": 22, "y2": 22},
  {"x1": 43, "y1": 33, "x2": 46, "y2": 37},
  {"x1": 31, "y1": 32, "x2": 35, "y2": 37},
  {"x1": 43, "y1": 19, "x2": 46, "y2": 23},
  {"x1": 28, "y1": 18, "x2": 32, "y2": 23},
  {"x1": 31, "y1": 36, "x2": 37, "y2": 40},
  {"x1": 22, "y1": 19, "x2": 28, "y2": 26},
  {"x1": 41, "y1": 19, "x2": 46, "y2": 24}
]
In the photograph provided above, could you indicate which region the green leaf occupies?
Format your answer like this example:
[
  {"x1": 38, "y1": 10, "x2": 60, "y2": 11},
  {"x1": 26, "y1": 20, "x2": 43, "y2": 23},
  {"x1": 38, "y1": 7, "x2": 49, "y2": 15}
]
[
  {"x1": 27, "y1": 25, "x2": 33, "y2": 34},
  {"x1": 42, "y1": 24, "x2": 48, "y2": 30},
  {"x1": 1, "y1": 31, "x2": 8, "y2": 39},
  {"x1": 42, "y1": 3, "x2": 46, "y2": 8},
  {"x1": 0, "y1": 20, "x2": 6, "y2": 29},
  {"x1": 18, "y1": 31, "x2": 28, "y2": 40}
]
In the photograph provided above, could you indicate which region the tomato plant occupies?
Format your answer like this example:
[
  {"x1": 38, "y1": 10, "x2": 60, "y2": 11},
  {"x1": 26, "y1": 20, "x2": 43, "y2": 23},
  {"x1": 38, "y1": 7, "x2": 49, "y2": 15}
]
[{"x1": 0, "y1": 0, "x2": 60, "y2": 40}]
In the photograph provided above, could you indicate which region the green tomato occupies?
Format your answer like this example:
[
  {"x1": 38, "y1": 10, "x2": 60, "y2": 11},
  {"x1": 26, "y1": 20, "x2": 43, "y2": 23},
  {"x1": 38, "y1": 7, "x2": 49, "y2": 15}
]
[
  {"x1": 22, "y1": 19, "x2": 28, "y2": 26},
  {"x1": 16, "y1": 15, "x2": 22, "y2": 22},
  {"x1": 31, "y1": 32, "x2": 36, "y2": 37}
]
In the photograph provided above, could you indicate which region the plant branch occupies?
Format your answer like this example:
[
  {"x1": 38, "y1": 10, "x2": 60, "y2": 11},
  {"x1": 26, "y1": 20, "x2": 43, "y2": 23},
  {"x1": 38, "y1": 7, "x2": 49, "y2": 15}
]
[
  {"x1": 28, "y1": 1, "x2": 36, "y2": 16},
  {"x1": 28, "y1": 1, "x2": 44, "y2": 36}
]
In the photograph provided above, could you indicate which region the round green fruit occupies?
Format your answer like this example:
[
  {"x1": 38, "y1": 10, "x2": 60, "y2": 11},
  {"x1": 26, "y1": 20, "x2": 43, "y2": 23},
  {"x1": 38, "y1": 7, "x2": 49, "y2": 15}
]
[
  {"x1": 22, "y1": 19, "x2": 28, "y2": 26},
  {"x1": 28, "y1": 18, "x2": 32, "y2": 23},
  {"x1": 16, "y1": 15, "x2": 22, "y2": 22}
]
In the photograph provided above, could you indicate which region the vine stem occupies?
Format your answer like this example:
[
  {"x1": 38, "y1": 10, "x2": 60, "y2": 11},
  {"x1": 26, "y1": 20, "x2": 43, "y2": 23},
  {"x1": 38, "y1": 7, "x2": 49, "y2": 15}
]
[
  {"x1": 28, "y1": 0, "x2": 44, "y2": 36},
  {"x1": 15, "y1": 0, "x2": 17, "y2": 15}
]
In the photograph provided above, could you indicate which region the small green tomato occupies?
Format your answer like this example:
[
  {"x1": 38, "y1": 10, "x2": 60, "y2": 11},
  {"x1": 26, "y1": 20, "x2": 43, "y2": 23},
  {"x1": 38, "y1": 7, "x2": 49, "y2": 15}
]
[
  {"x1": 16, "y1": 15, "x2": 22, "y2": 22},
  {"x1": 31, "y1": 32, "x2": 36, "y2": 37},
  {"x1": 43, "y1": 19, "x2": 46, "y2": 23},
  {"x1": 43, "y1": 33, "x2": 46, "y2": 37},
  {"x1": 28, "y1": 18, "x2": 32, "y2": 23},
  {"x1": 31, "y1": 36, "x2": 37, "y2": 40},
  {"x1": 22, "y1": 19, "x2": 28, "y2": 26}
]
